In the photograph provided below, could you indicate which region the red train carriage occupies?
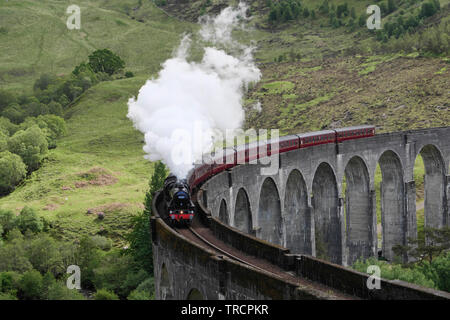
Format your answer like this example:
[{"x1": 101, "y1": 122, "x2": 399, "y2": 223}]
[
  {"x1": 188, "y1": 126, "x2": 375, "y2": 190},
  {"x1": 235, "y1": 141, "x2": 259, "y2": 164},
  {"x1": 335, "y1": 125, "x2": 375, "y2": 142},
  {"x1": 298, "y1": 130, "x2": 336, "y2": 148}
]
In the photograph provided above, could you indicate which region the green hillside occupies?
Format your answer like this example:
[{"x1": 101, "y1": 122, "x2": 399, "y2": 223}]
[
  {"x1": 0, "y1": 0, "x2": 196, "y2": 247},
  {"x1": 0, "y1": 0, "x2": 191, "y2": 92}
]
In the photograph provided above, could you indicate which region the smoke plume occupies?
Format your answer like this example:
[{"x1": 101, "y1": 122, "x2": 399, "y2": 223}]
[{"x1": 127, "y1": 3, "x2": 261, "y2": 178}]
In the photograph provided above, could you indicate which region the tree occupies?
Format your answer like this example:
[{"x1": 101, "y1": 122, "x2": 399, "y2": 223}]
[
  {"x1": 94, "y1": 289, "x2": 119, "y2": 300},
  {"x1": 33, "y1": 74, "x2": 57, "y2": 92},
  {"x1": 0, "y1": 209, "x2": 16, "y2": 236},
  {"x1": 387, "y1": 0, "x2": 397, "y2": 14},
  {"x1": 47, "y1": 281, "x2": 85, "y2": 300},
  {"x1": 0, "y1": 151, "x2": 27, "y2": 195},
  {"x1": 0, "y1": 117, "x2": 18, "y2": 136},
  {"x1": 15, "y1": 207, "x2": 43, "y2": 234},
  {"x1": 126, "y1": 161, "x2": 167, "y2": 274},
  {"x1": 393, "y1": 226, "x2": 450, "y2": 264},
  {"x1": 18, "y1": 269, "x2": 43, "y2": 300},
  {"x1": 19, "y1": 115, "x2": 67, "y2": 149},
  {"x1": 1, "y1": 103, "x2": 26, "y2": 124},
  {"x1": 47, "y1": 101, "x2": 63, "y2": 117},
  {"x1": 26, "y1": 234, "x2": 65, "y2": 276},
  {"x1": 0, "y1": 271, "x2": 21, "y2": 296},
  {"x1": 0, "y1": 131, "x2": 7, "y2": 152},
  {"x1": 8, "y1": 125, "x2": 48, "y2": 171},
  {"x1": 88, "y1": 49, "x2": 125, "y2": 76},
  {"x1": 0, "y1": 90, "x2": 16, "y2": 114},
  {"x1": 74, "y1": 236, "x2": 102, "y2": 289},
  {"x1": 419, "y1": 2, "x2": 437, "y2": 19}
]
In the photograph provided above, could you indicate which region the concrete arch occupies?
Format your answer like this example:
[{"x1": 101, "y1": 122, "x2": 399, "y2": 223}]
[
  {"x1": 344, "y1": 156, "x2": 374, "y2": 265},
  {"x1": 284, "y1": 169, "x2": 311, "y2": 254},
  {"x1": 219, "y1": 199, "x2": 229, "y2": 224},
  {"x1": 258, "y1": 177, "x2": 282, "y2": 245},
  {"x1": 416, "y1": 144, "x2": 446, "y2": 229},
  {"x1": 378, "y1": 150, "x2": 405, "y2": 261},
  {"x1": 186, "y1": 288, "x2": 204, "y2": 300},
  {"x1": 160, "y1": 263, "x2": 173, "y2": 300},
  {"x1": 234, "y1": 188, "x2": 253, "y2": 234},
  {"x1": 312, "y1": 162, "x2": 342, "y2": 264}
]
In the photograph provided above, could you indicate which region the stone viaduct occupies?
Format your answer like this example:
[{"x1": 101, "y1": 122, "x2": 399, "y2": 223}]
[{"x1": 152, "y1": 127, "x2": 450, "y2": 300}]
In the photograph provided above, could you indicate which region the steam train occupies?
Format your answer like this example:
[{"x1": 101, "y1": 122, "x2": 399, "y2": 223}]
[
  {"x1": 164, "y1": 174, "x2": 196, "y2": 226},
  {"x1": 166, "y1": 125, "x2": 375, "y2": 225}
]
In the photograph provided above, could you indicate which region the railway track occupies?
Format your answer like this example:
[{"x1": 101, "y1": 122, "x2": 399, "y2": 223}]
[{"x1": 174, "y1": 226, "x2": 268, "y2": 274}]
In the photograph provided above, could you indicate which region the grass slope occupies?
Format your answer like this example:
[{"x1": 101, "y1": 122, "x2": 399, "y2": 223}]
[
  {"x1": 0, "y1": 0, "x2": 190, "y2": 92},
  {"x1": 0, "y1": 0, "x2": 194, "y2": 246}
]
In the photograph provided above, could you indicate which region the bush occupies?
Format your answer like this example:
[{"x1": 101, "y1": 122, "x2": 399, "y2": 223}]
[
  {"x1": 91, "y1": 235, "x2": 112, "y2": 251},
  {"x1": 26, "y1": 233, "x2": 65, "y2": 276},
  {"x1": 0, "y1": 151, "x2": 27, "y2": 195},
  {"x1": 0, "y1": 271, "x2": 21, "y2": 296},
  {"x1": 0, "y1": 117, "x2": 18, "y2": 136},
  {"x1": 0, "y1": 230, "x2": 33, "y2": 273},
  {"x1": 0, "y1": 90, "x2": 16, "y2": 114},
  {"x1": 19, "y1": 115, "x2": 66, "y2": 149},
  {"x1": 88, "y1": 49, "x2": 125, "y2": 76},
  {"x1": 125, "y1": 71, "x2": 134, "y2": 78},
  {"x1": 127, "y1": 289, "x2": 152, "y2": 300},
  {"x1": 8, "y1": 125, "x2": 48, "y2": 171},
  {"x1": 33, "y1": 74, "x2": 57, "y2": 92},
  {"x1": 0, "y1": 209, "x2": 17, "y2": 236},
  {"x1": 1, "y1": 103, "x2": 26, "y2": 124},
  {"x1": 47, "y1": 281, "x2": 85, "y2": 300},
  {"x1": 93, "y1": 289, "x2": 119, "y2": 300},
  {"x1": 0, "y1": 131, "x2": 7, "y2": 152},
  {"x1": 47, "y1": 101, "x2": 63, "y2": 117},
  {"x1": 0, "y1": 292, "x2": 17, "y2": 300},
  {"x1": 19, "y1": 269, "x2": 43, "y2": 300},
  {"x1": 15, "y1": 207, "x2": 43, "y2": 234},
  {"x1": 92, "y1": 250, "x2": 133, "y2": 297}
]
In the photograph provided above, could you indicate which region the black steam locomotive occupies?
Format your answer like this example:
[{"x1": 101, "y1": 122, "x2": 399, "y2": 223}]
[{"x1": 163, "y1": 174, "x2": 196, "y2": 226}]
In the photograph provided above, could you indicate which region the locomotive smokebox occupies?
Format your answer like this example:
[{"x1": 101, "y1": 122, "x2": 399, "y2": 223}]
[{"x1": 163, "y1": 174, "x2": 195, "y2": 226}]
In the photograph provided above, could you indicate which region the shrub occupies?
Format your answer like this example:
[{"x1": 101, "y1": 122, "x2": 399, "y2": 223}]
[
  {"x1": 0, "y1": 131, "x2": 7, "y2": 152},
  {"x1": 88, "y1": 49, "x2": 125, "y2": 76},
  {"x1": 0, "y1": 230, "x2": 33, "y2": 273},
  {"x1": 0, "y1": 271, "x2": 21, "y2": 295},
  {"x1": 91, "y1": 235, "x2": 112, "y2": 251},
  {"x1": 18, "y1": 269, "x2": 43, "y2": 300},
  {"x1": 0, "y1": 209, "x2": 17, "y2": 236},
  {"x1": 8, "y1": 125, "x2": 48, "y2": 171},
  {"x1": 1, "y1": 103, "x2": 26, "y2": 124},
  {"x1": 19, "y1": 115, "x2": 66, "y2": 149},
  {"x1": 127, "y1": 289, "x2": 151, "y2": 300},
  {"x1": 0, "y1": 117, "x2": 18, "y2": 135},
  {"x1": 15, "y1": 207, "x2": 43, "y2": 234},
  {"x1": 33, "y1": 74, "x2": 57, "y2": 92},
  {"x1": 93, "y1": 289, "x2": 119, "y2": 300},
  {"x1": 47, "y1": 101, "x2": 63, "y2": 117},
  {"x1": 0, "y1": 151, "x2": 27, "y2": 195},
  {"x1": 47, "y1": 281, "x2": 85, "y2": 300},
  {"x1": 125, "y1": 71, "x2": 134, "y2": 78},
  {"x1": 0, "y1": 292, "x2": 17, "y2": 300},
  {"x1": 0, "y1": 90, "x2": 16, "y2": 113},
  {"x1": 26, "y1": 233, "x2": 65, "y2": 276}
]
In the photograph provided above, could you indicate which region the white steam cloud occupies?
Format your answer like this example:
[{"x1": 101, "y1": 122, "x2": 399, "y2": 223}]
[{"x1": 127, "y1": 3, "x2": 261, "y2": 178}]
